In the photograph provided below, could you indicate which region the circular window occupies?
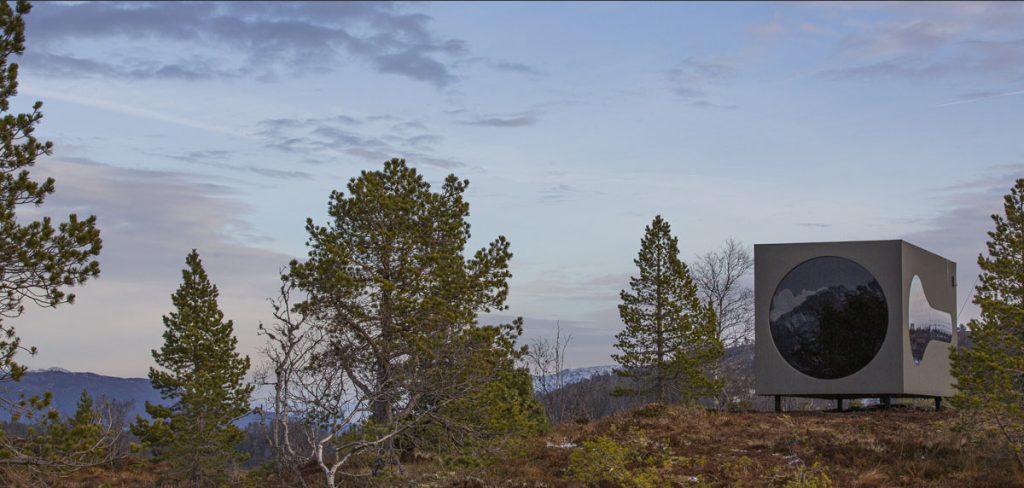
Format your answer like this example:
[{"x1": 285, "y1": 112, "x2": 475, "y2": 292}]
[{"x1": 769, "y1": 256, "x2": 888, "y2": 379}]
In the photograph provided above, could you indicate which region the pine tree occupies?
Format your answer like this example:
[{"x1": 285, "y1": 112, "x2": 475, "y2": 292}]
[
  {"x1": 64, "y1": 390, "x2": 100, "y2": 453},
  {"x1": 285, "y1": 158, "x2": 535, "y2": 474},
  {"x1": 0, "y1": 1, "x2": 102, "y2": 472},
  {"x1": 673, "y1": 300, "x2": 725, "y2": 403},
  {"x1": 0, "y1": 0, "x2": 102, "y2": 385},
  {"x1": 951, "y1": 178, "x2": 1024, "y2": 467},
  {"x1": 132, "y1": 250, "x2": 253, "y2": 487},
  {"x1": 414, "y1": 319, "x2": 548, "y2": 449},
  {"x1": 44, "y1": 390, "x2": 102, "y2": 460},
  {"x1": 613, "y1": 215, "x2": 723, "y2": 404}
]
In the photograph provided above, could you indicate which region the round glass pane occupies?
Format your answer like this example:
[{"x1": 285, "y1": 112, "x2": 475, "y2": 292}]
[{"x1": 769, "y1": 256, "x2": 888, "y2": 379}]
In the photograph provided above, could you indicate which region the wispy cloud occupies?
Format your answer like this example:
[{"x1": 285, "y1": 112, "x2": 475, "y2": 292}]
[
  {"x1": 21, "y1": 158, "x2": 293, "y2": 375},
  {"x1": 749, "y1": 16, "x2": 787, "y2": 39},
  {"x1": 150, "y1": 149, "x2": 313, "y2": 180},
  {"x1": 453, "y1": 57, "x2": 542, "y2": 75},
  {"x1": 818, "y1": 38, "x2": 1024, "y2": 81},
  {"x1": 747, "y1": 13, "x2": 829, "y2": 39},
  {"x1": 815, "y1": 5, "x2": 1024, "y2": 84},
  {"x1": 937, "y1": 88, "x2": 1024, "y2": 107},
  {"x1": 25, "y1": 52, "x2": 237, "y2": 81},
  {"x1": 23, "y1": 2, "x2": 473, "y2": 87},
  {"x1": 458, "y1": 112, "x2": 539, "y2": 128},
  {"x1": 539, "y1": 184, "x2": 573, "y2": 202},
  {"x1": 514, "y1": 271, "x2": 628, "y2": 303},
  {"x1": 22, "y1": 88, "x2": 249, "y2": 138},
  {"x1": 688, "y1": 100, "x2": 738, "y2": 110},
  {"x1": 255, "y1": 114, "x2": 464, "y2": 169},
  {"x1": 248, "y1": 167, "x2": 312, "y2": 180},
  {"x1": 666, "y1": 57, "x2": 737, "y2": 109},
  {"x1": 903, "y1": 165, "x2": 1024, "y2": 323}
]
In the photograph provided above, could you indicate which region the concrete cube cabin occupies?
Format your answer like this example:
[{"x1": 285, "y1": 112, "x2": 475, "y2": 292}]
[{"x1": 754, "y1": 240, "x2": 956, "y2": 406}]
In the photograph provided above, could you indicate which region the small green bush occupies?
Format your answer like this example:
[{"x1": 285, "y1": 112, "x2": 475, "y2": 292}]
[
  {"x1": 567, "y1": 436, "x2": 660, "y2": 488},
  {"x1": 782, "y1": 461, "x2": 833, "y2": 488}
]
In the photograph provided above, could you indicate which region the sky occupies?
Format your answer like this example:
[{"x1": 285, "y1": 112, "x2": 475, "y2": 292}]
[{"x1": 11, "y1": 1, "x2": 1024, "y2": 377}]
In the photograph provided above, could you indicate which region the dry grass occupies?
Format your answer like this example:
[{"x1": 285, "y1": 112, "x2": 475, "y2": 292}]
[
  {"x1": 417, "y1": 404, "x2": 1024, "y2": 487},
  {"x1": 1, "y1": 459, "x2": 167, "y2": 488},
  {"x1": 42, "y1": 405, "x2": 1024, "y2": 487}
]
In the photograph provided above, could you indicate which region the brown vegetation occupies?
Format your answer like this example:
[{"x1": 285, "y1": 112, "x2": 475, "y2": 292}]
[
  {"x1": 40, "y1": 403, "x2": 1024, "y2": 487},
  {"x1": 413, "y1": 404, "x2": 1022, "y2": 487}
]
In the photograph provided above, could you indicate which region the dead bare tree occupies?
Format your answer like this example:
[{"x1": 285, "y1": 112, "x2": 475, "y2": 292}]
[
  {"x1": 526, "y1": 321, "x2": 572, "y2": 394},
  {"x1": 257, "y1": 278, "x2": 507, "y2": 488},
  {"x1": 256, "y1": 278, "x2": 392, "y2": 488},
  {"x1": 693, "y1": 238, "x2": 754, "y2": 348},
  {"x1": 525, "y1": 321, "x2": 572, "y2": 423},
  {"x1": 693, "y1": 238, "x2": 755, "y2": 408},
  {"x1": 254, "y1": 278, "x2": 312, "y2": 486}
]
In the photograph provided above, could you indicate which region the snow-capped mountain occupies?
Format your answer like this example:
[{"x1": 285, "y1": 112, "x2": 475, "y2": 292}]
[{"x1": 532, "y1": 365, "x2": 616, "y2": 393}]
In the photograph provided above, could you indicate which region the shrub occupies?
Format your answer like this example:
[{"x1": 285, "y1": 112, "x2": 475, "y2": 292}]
[
  {"x1": 567, "y1": 436, "x2": 660, "y2": 488},
  {"x1": 782, "y1": 461, "x2": 833, "y2": 488}
]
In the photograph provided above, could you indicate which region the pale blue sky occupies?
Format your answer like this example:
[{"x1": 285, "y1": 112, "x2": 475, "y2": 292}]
[{"x1": 14, "y1": 1, "x2": 1024, "y2": 376}]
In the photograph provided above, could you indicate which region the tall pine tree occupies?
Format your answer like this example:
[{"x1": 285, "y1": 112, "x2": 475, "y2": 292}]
[
  {"x1": 0, "y1": 1, "x2": 103, "y2": 472},
  {"x1": 286, "y1": 159, "x2": 537, "y2": 474},
  {"x1": 0, "y1": 0, "x2": 102, "y2": 385},
  {"x1": 952, "y1": 178, "x2": 1024, "y2": 467},
  {"x1": 132, "y1": 250, "x2": 253, "y2": 487},
  {"x1": 613, "y1": 215, "x2": 723, "y2": 404}
]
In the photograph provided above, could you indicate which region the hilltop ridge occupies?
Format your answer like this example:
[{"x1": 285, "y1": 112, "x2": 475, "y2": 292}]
[{"x1": 418, "y1": 404, "x2": 1020, "y2": 487}]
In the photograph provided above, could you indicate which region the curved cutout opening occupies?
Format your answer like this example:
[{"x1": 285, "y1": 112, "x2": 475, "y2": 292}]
[{"x1": 908, "y1": 275, "x2": 952, "y2": 364}]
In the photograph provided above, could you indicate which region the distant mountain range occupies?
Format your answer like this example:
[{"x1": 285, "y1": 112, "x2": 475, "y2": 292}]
[
  {"x1": 532, "y1": 365, "x2": 616, "y2": 392},
  {"x1": 0, "y1": 365, "x2": 617, "y2": 424},
  {"x1": 1, "y1": 369, "x2": 271, "y2": 425},
  {"x1": 0, "y1": 369, "x2": 163, "y2": 422}
]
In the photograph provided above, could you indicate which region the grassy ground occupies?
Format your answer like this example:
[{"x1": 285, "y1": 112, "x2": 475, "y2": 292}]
[
  {"x1": 45, "y1": 404, "x2": 1024, "y2": 487},
  {"x1": 415, "y1": 404, "x2": 1022, "y2": 487}
]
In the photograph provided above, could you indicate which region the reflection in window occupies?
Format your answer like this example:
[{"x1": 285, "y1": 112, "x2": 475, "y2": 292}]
[
  {"x1": 908, "y1": 276, "x2": 952, "y2": 364},
  {"x1": 769, "y1": 256, "x2": 888, "y2": 379}
]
